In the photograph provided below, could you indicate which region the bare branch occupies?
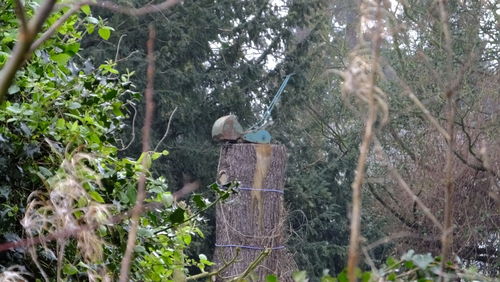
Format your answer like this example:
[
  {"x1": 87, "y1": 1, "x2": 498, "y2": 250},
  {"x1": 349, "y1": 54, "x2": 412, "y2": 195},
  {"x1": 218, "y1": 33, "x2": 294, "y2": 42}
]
[
  {"x1": 367, "y1": 183, "x2": 418, "y2": 229},
  {"x1": 118, "y1": 25, "x2": 156, "y2": 282},
  {"x1": 347, "y1": 1, "x2": 384, "y2": 280},
  {"x1": 437, "y1": 0, "x2": 456, "y2": 273},
  {"x1": 365, "y1": 231, "x2": 440, "y2": 251}
]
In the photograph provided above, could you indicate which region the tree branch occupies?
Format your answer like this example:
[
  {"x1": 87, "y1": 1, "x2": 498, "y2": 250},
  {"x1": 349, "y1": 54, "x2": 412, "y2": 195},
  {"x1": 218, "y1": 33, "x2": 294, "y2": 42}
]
[
  {"x1": 118, "y1": 25, "x2": 156, "y2": 282},
  {"x1": 186, "y1": 248, "x2": 241, "y2": 281},
  {"x1": 347, "y1": 1, "x2": 383, "y2": 280},
  {"x1": 230, "y1": 248, "x2": 271, "y2": 281},
  {"x1": 438, "y1": 0, "x2": 456, "y2": 272}
]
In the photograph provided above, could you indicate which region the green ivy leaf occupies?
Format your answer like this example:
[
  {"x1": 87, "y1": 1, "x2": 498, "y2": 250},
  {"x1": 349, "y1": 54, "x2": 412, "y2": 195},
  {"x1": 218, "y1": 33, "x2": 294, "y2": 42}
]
[
  {"x1": 192, "y1": 194, "x2": 206, "y2": 209},
  {"x1": 161, "y1": 193, "x2": 173, "y2": 207},
  {"x1": 81, "y1": 5, "x2": 91, "y2": 15},
  {"x1": 51, "y1": 53, "x2": 71, "y2": 66},
  {"x1": 86, "y1": 24, "x2": 95, "y2": 34},
  {"x1": 337, "y1": 271, "x2": 348, "y2": 282},
  {"x1": 86, "y1": 16, "x2": 98, "y2": 24},
  {"x1": 65, "y1": 42, "x2": 80, "y2": 54},
  {"x1": 182, "y1": 233, "x2": 191, "y2": 245},
  {"x1": 89, "y1": 190, "x2": 105, "y2": 203},
  {"x1": 63, "y1": 264, "x2": 78, "y2": 275},
  {"x1": 134, "y1": 245, "x2": 146, "y2": 253},
  {"x1": 127, "y1": 185, "x2": 137, "y2": 204},
  {"x1": 320, "y1": 275, "x2": 335, "y2": 282},
  {"x1": 7, "y1": 84, "x2": 20, "y2": 94},
  {"x1": 266, "y1": 275, "x2": 278, "y2": 282},
  {"x1": 6, "y1": 104, "x2": 22, "y2": 113},
  {"x1": 68, "y1": 102, "x2": 81, "y2": 109},
  {"x1": 98, "y1": 27, "x2": 111, "y2": 40},
  {"x1": 169, "y1": 208, "x2": 185, "y2": 224},
  {"x1": 361, "y1": 272, "x2": 371, "y2": 282},
  {"x1": 199, "y1": 254, "x2": 214, "y2": 265}
]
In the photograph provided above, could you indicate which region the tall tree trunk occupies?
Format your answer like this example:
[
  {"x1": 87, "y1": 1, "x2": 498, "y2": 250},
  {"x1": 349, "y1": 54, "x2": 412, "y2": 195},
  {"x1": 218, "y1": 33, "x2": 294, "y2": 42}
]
[{"x1": 213, "y1": 144, "x2": 295, "y2": 281}]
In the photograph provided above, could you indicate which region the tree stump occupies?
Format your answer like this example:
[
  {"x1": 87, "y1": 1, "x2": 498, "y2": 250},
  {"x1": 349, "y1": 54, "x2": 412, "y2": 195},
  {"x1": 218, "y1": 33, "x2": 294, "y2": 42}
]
[{"x1": 213, "y1": 143, "x2": 295, "y2": 281}]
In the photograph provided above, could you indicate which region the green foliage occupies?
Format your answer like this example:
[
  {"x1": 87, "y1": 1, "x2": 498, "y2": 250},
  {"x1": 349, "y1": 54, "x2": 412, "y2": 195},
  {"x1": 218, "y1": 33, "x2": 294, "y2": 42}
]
[
  {"x1": 0, "y1": 1, "x2": 227, "y2": 280},
  {"x1": 291, "y1": 251, "x2": 493, "y2": 282},
  {"x1": 0, "y1": 0, "x2": 126, "y2": 237}
]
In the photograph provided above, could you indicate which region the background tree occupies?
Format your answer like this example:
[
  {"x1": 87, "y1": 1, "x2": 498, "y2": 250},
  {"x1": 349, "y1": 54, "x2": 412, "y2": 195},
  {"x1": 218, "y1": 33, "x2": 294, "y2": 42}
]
[{"x1": 81, "y1": 0, "x2": 388, "y2": 278}]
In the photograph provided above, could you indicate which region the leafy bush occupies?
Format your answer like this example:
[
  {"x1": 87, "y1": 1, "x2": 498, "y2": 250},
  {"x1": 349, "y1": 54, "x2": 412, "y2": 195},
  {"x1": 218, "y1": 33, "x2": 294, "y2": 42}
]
[{"x1": 0, "y1": 1, "x2": 223, "y2": 280}]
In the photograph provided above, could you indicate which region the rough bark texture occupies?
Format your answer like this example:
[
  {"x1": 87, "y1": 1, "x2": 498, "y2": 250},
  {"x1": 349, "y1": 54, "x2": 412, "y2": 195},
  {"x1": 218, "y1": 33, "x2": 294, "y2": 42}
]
[{"x1": 213, "y1": 144, "x2": 295, "y2": 281}]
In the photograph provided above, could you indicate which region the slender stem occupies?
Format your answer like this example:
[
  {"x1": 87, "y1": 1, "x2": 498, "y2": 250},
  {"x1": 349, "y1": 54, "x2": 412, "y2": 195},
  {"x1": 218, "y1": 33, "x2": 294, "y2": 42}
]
[
  {"x1": 230, "y1": 248, "x2": 271, "y2": 281},
  {"x1": 186, "y1": 248, "x2": 241, "y2": 280},
  {"x1": 118, "y1": 25, "x2": 156, "y2": 282},
  {"x1": 437, "y1": 0, "x2": 456, "y2": 277},
  {"x1": 346, "y1": 1, "x2": 383, "y2": 281},
  {"x1": 154, "y1": 106, "x2": 178, "y2": 151}
]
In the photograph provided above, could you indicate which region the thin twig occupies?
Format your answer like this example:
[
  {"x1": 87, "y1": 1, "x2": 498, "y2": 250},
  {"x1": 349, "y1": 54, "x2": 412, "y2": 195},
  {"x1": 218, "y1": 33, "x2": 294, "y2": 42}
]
[
  {"x1": 230, "y1": 248, "x2": 272, "y2": 281},
  {"x1": 118, "y1": 25, "x2": 156, "y2": 282},
  {"x1": 119, "y1": 102, "x2": 137, "y2": 151},
  {"x1": 186, "y1": 248, "x2": 241, "y2": 280},
  {"x1": 365, "y1": 231, "x2": 441, "y2": 251},
  {"x1": 154, "y1": 106, "x2": 178, "y2": 152},
  {"x1": 114, "y1": 34, "x2": 127, "y2": 62}
]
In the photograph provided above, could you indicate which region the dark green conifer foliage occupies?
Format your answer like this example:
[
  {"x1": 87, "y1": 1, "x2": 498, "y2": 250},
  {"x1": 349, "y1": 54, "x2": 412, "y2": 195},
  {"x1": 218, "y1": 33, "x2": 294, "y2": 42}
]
[{"x1": 82, "y1": 0, "x2": 387, "y2": 278}]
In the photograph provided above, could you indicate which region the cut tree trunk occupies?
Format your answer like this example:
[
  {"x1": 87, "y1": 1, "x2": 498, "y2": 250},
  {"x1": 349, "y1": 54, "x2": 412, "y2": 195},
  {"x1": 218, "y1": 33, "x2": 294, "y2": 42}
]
[{"x1": 213, "y1": 143, "x2": 295, "y2": 281}]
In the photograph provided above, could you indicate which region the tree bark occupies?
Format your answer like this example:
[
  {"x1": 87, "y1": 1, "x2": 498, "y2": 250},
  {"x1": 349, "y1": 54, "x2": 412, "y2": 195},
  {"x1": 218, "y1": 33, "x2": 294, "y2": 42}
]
[{"x1": 213, "y1": 144, "x2": 295, "y2": 281}]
